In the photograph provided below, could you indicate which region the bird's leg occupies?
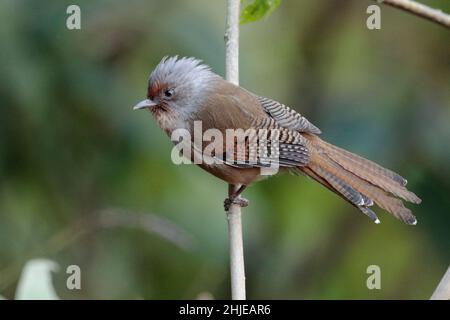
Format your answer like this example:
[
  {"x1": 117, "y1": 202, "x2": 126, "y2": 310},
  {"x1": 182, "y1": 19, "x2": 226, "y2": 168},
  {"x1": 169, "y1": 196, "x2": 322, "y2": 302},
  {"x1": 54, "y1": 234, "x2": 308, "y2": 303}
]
[{"x1": 224, "y1": 185, "x2": 249, "y2": 211}]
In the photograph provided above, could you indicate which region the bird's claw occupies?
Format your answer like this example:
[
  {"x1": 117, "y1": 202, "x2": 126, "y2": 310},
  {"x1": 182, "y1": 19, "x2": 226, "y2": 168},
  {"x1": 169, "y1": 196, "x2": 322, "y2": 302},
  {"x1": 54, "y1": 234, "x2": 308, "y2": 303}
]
[{"x1": 224, "y1": 197, "x2": 249, "y2": 211}]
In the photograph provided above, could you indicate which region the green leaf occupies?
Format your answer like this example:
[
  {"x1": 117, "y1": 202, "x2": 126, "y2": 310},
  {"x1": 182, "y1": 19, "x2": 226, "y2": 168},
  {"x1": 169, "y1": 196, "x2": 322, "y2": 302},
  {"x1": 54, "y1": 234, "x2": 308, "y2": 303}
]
[{"x1": 240, "y1": 0, "x2": 281, "y2": 25}]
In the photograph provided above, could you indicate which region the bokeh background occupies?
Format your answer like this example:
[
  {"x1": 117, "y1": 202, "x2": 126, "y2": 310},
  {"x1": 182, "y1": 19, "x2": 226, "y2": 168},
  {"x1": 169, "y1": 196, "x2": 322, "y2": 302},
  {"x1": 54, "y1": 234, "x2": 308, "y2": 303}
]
[{"x1": 0, "y1": 0, "x2": 449, "y2": 299}]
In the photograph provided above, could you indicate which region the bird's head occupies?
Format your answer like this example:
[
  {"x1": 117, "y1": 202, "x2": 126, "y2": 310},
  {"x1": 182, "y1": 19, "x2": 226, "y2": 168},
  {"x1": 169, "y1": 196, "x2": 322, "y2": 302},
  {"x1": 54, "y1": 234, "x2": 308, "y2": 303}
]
[{"x1": 133, "y1": 56, "x2": 220, "y2": 121}]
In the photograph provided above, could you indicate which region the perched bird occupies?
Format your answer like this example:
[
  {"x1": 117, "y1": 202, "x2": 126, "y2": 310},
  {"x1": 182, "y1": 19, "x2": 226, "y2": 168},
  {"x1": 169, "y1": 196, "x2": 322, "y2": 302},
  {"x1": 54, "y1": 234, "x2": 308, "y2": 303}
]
[{"x1": 134, "y1": 56, "x2": 421, "y2": 225}]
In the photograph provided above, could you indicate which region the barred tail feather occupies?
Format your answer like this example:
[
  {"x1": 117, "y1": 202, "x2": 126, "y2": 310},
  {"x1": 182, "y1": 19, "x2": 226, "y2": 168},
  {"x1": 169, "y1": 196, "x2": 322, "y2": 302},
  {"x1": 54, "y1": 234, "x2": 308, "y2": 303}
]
[
  {"x1": 301, "y1": 136, "x2": 420, "y2": 225},
  {"x1": 319, "y1": 139, "x2": 421, "y2": 204}
]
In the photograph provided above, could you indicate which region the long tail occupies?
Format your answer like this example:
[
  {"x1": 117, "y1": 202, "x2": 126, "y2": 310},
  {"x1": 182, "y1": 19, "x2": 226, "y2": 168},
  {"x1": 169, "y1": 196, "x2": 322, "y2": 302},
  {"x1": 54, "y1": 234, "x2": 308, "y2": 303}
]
[{"x1": 299, "y1": 135, "x2": 421, "y2": 225}]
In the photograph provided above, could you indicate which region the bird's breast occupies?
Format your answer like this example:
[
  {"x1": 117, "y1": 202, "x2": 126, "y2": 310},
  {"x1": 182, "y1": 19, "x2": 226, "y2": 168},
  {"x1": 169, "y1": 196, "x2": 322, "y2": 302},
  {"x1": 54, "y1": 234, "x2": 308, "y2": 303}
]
[
  {"x1": 198, "y1": 162, "x2": 264, "y2": 185},
  {"x1": 151, "y1": 107, "x2": 189, "y2": 136}
]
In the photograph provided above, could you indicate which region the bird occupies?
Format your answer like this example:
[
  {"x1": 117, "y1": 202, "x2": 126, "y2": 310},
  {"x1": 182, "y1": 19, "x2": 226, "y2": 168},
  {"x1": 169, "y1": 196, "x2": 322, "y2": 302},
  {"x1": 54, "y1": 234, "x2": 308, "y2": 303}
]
[{"x1": 133, "y1": 56, "x2": 421, "y2": 225}]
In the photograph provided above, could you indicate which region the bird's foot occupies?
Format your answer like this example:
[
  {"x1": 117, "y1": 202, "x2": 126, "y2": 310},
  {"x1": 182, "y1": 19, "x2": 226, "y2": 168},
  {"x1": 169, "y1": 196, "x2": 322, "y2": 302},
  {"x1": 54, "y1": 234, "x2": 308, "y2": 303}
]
[{"x1": 224, "y1": 196, "x2": 249, "y2": 212}]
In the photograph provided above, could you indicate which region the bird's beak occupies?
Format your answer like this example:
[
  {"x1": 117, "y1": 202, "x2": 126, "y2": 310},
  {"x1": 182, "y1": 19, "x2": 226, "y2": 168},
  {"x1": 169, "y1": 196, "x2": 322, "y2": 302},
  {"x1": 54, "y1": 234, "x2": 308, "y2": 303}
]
[{"x1": 133, "y1": 99, "x2": 157, "y2": 110}]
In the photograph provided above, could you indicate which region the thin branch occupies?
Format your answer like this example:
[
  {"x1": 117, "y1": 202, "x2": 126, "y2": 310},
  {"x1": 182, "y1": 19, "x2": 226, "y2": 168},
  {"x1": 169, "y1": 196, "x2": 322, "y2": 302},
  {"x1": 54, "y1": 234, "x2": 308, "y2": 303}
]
[
  {"x1": 431, "y1": 266, "x2": 450, "y2": 300},
  {"x1": 225, "y1": 0, "x2": 246, "y2": 300},
  {"x1": 225, "y1": 0, "x2": 240, "y2": 85},
  {"x1": 226, "y1": 184, "x2": 246, "y2": 300},
  {"x1": 377, "y1": 0, "x2": 450, "y2": 29}
]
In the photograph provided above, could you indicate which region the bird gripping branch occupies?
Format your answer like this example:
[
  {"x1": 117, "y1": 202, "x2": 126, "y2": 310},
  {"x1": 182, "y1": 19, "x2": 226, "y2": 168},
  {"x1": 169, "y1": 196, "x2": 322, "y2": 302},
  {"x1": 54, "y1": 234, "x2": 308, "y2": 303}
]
[{"x1": 134, "y1": 56, "x2": 421, "y2": 225}]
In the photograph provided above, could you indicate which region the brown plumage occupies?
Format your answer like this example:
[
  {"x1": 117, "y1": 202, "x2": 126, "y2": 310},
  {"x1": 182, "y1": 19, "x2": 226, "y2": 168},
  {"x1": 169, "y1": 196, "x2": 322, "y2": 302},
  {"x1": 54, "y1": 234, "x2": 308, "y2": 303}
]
[
  {"x1": 134, "y1": 56, "x2": 421, "y2": 225},
  {"x1": 303, "y1": 135, "x2": 420, "y2": 224}
]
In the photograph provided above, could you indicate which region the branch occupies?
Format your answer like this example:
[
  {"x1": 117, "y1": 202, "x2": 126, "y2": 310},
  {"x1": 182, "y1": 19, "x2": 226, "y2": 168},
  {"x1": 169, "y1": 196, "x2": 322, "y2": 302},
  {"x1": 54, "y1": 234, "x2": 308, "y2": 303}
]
[
  {"x1": 431, "y1": 266, "x2": 450, "y2": 300},
  {"x1": 225, "y1": 0, "x2": 246, "y2": 300},
  {"x1": 225, "y1": 0, "x2": 240, "y2": 86},
  {"x1": 377, "y1": 0, "x2": 450, "y2": 29}
]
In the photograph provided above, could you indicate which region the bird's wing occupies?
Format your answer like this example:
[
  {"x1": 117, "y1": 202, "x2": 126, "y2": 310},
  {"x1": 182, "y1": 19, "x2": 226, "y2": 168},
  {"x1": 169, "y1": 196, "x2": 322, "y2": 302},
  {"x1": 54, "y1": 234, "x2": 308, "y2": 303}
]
[
  {"x1": 257, "y1": 96, "x2": 321, "y2": 134},
  {"x1": 243, "y1": 116, "x2": 310, "y2": 168},
  {"x1": 196, "y1": 93, "x2": 310, "y2": 168}
]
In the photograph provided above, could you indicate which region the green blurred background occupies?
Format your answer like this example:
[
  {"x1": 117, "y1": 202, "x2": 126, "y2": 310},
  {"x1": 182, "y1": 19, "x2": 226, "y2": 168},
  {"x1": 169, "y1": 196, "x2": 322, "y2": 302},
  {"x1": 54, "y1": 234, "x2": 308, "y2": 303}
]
[{"x1": 0, "y1": 0, "x2": 449, "y2": 299}]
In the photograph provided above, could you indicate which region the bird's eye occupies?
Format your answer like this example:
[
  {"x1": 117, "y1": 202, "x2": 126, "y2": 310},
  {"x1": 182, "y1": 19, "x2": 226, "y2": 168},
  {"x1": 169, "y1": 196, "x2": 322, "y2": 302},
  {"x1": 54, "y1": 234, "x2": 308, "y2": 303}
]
[{"x1": 164, "y1": 88, "x2": 174, "y2": 98}]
